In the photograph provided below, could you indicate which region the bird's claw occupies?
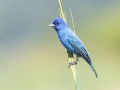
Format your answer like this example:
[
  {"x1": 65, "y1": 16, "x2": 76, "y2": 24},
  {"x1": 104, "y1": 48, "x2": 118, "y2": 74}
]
[{"x1": 68, "y1": 61, "x2": 77, "y2": 68}]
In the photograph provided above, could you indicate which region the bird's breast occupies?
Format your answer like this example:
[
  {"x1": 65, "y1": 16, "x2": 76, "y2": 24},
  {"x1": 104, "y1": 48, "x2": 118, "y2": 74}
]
[{"x1": 58, "y1": 32, "x2": 78, "y2": 55}]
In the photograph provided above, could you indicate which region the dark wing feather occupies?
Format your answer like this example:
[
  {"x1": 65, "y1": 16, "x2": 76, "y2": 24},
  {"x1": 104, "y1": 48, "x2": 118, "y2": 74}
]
[{"x1": 68, "y1": 39, "x2": 91, "y2": 64}]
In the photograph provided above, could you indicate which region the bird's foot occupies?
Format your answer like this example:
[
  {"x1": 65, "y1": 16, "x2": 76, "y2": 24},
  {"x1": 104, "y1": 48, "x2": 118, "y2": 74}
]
[
  {"x1": 68, "y1": 56, "x2": 79, "y2": 68},
  {"x1": 68, "y1": 61, "x2": 77, "y2": 68}
]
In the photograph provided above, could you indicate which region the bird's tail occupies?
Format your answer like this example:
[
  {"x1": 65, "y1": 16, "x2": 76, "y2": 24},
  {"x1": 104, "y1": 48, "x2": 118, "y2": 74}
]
[{"x1": 90, "y1": 62, "x2": 98, "y2": 78}]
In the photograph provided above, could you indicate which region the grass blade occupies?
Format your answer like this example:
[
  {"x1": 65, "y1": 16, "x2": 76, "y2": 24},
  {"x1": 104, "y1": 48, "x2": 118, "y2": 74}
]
[{"x1": 58, "y1": 0, "x2": 77, "y2": 83}]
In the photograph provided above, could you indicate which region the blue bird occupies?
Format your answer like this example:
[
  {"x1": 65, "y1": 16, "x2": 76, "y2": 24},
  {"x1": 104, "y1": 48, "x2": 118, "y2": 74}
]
[{"x1": 49, "y1": 18, "x2": 98, "y2": 78}]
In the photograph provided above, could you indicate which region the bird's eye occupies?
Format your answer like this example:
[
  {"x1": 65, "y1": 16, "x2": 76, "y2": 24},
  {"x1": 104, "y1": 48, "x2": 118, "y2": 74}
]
[{"x1": 56, "y1": 22, "x2": 59, "y2": 25}]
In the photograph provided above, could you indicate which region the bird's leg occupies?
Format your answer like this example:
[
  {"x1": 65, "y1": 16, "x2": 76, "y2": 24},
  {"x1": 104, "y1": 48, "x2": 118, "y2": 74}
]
[{"x1": 68, "y1": 55, "x2": 79, "y2": 68}]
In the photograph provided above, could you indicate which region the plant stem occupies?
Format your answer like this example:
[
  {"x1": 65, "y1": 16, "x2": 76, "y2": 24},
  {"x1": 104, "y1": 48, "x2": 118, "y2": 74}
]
[
  {"x1": 76, "y1": 61, "x2": 81, "y2": 90},
  {"x1": 58, "y1": 0, "x2": 81, "y2": 90}
]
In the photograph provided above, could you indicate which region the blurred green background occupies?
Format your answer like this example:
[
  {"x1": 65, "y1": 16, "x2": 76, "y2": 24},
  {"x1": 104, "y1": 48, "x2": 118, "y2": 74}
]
[{"x1": 0, "y1": 0, "x2": 120, "y2": 90}]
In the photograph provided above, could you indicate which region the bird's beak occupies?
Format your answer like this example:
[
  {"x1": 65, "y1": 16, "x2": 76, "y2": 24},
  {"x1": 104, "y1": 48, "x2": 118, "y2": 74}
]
[{"x1": 49, "y1": 23, "x2": 55, "y2": 27}]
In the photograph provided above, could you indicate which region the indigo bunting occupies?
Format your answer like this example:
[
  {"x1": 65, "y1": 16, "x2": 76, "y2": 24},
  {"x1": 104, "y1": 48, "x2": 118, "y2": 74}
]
[{"x1": 49, "y1": 18, "x2": 98, "y2": 78}]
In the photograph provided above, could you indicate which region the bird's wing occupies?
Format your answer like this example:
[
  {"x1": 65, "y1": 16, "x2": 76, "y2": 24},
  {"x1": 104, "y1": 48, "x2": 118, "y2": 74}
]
[{"x1": 68, "y1": 36, "x2": 91, "y2": 64}]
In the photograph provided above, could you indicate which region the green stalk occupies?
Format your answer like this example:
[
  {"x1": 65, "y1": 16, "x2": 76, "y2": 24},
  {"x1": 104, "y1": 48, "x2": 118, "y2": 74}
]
[
  {"x1": 58, "y1": 0, "x2": 81, "y2": 90},
  {"x1": 69, "y1": 7, "x2": 81, "y2": 90},
  {"x1": 76, "y1": 62, "x2": 81, "y2": 90},
  {"x1": 58, "y1": 0, "x2": 77, "y2": 83}
]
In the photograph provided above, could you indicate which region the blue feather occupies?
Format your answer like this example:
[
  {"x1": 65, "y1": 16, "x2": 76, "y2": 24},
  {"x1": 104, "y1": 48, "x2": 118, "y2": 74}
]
[{"x1": 49, "y1": 18, "x2": 98, "y2": 78}]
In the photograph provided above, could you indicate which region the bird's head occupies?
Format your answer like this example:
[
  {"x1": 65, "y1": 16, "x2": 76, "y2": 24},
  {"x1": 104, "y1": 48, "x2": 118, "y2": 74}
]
[{"x1": 49, "y1": 18, "x2": 67, "y2": 31}]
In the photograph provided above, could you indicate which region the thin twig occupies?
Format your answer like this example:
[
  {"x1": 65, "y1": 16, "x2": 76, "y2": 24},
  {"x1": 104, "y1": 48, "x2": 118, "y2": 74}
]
[
  {"x1": 69, "y1": 7, "x2": 81, "y2": 90},
  {"x1": 69, "y1": 7, "x2": 76, "y2": 33},
  {"x1": 58, "y1": 0, "x2": 76, "y2": 82}
]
